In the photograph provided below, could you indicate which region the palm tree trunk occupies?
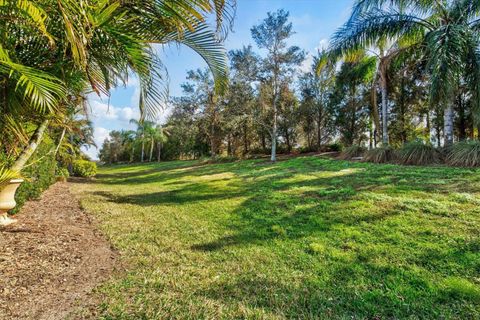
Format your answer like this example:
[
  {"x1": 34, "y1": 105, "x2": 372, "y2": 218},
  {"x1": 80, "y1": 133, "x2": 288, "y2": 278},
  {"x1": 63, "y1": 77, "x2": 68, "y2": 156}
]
[
  {"x1": 444, "y1": 104, "x2": 454, "y2": 146},
  {"x1": 54, "y1": 127, "x2": 66, "y2": 156},
  {"x1": 370, "y1": 80, "x2": 381, "y2": 147},
  {"x1": 157, "y1": 142, "x2": 161, "y2": 162},
  {"x1": 11, "y1": 119, "x2": 49, "y2": 172},
  {"x1": 380, "y1": 65, "x2": 389, "y2": 145},
  {"x1": 149, "y1": 138, "x2": 154, "y2": 162},
  {"x1": 141, "y1": 135, "x2": 145, "y2": 162}
]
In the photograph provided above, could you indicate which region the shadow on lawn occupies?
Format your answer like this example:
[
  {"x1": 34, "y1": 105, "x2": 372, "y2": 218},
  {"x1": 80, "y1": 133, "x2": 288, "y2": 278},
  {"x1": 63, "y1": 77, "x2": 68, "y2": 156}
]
[
  {"x1": 92, "y1": 157, "x2": 480, "y2": 318},
  {"x1": 94, "y1": 157, "x2": 480, "y2": 253}
]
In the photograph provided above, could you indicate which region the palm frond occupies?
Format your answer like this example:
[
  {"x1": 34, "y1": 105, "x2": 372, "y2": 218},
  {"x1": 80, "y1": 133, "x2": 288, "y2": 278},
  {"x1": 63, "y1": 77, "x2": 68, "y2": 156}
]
[{"x1": 0, "y1": 45, "x2": 66, "y2": 113}]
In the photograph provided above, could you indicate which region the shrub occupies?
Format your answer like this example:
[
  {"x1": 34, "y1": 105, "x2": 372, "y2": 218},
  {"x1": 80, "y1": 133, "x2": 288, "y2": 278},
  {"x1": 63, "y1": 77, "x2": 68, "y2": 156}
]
[
  {"x1": 56, "y1": 166, "x2": 70, "y2": 182},
  {"x1": 13, "y1": 135, "x2": 57, "y2": 213},
  {"x1": 339, "y1": 145, "x2": 366, "y2": 160},
  {"x1": 363, "y1": 146, "x2": 396, "y2": 163},
  {"x1": 72, "y1": 160, "x2": 97, "y2": 177},
  {"x1": 297, "y1": 146, "x2": 318, "y2": 154},
  {"x1": 446, "y1": 141, "x2": 480, "y2": 167},
  {"x1": 327, "y1": 142, "x2": 343, "y2": 152},
  {"x1": 397, "y1": 141, "x2": 441, "y2": 165}
]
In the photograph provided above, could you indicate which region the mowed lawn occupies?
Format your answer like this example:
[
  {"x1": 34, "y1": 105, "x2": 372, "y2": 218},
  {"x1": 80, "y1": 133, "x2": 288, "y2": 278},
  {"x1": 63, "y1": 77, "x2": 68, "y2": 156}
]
[{"x1": 73, "y1": 156, "x2": 480, "y2": 319}]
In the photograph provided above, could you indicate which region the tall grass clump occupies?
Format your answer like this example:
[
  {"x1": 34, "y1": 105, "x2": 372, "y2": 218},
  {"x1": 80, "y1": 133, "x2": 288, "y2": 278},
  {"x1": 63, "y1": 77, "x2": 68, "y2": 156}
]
[
  {"x1": 398, "y1": 141, "x2": 441, "y2": 165},
  {"x1": 446, "y1": 141, "x2": 480, "y2": 167},
  {"x1": 339, "y1": 145, "x2": 366, "y2": 160},
  {"x1": 363, "y1": 146, "x2": 396, "y2": 163}
]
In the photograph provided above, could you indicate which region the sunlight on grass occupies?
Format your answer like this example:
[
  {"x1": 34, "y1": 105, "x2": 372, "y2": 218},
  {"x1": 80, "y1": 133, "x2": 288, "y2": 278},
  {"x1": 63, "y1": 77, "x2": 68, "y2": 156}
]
[{"x1": 73, "y1": 157, "x2": 480, "y2": 319}]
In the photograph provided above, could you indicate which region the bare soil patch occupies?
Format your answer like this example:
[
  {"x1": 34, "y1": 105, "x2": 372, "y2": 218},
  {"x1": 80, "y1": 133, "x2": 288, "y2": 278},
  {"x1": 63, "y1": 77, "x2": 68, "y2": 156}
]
[{"x1": 0, "y1": 182, "x2": 119, "y2": 320}]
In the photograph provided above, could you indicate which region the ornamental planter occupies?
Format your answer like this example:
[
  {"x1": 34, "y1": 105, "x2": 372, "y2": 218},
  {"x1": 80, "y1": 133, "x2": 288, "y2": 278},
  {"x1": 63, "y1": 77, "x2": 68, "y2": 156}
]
[{"x1": 0, "y1": 179, "x2": 23, "y2": 226}]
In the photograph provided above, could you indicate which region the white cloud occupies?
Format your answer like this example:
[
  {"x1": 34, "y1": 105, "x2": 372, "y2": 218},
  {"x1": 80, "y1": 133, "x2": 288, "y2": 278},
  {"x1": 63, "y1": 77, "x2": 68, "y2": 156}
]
[
  {"x1": 89, "y1": 100, "x2": 118, "y2": 120},
  {"x1": 316, "y1": 38, "x2": 330, "y2": 52},
  {"x1": 93, "y1": 127, "x2": 111, "y2": 146},
  {"x1": 119, "y1": 106, "x2": 140, "y2": 122},
  {"x1": 298, "y1": 39, "x2": 331, "y2": 74},
  {"x1": 81, "y1": 127, "x2": 110, "y2": 160},
  {"x1": 299, "y1": 53, "x2": 314, "y2": 73}
]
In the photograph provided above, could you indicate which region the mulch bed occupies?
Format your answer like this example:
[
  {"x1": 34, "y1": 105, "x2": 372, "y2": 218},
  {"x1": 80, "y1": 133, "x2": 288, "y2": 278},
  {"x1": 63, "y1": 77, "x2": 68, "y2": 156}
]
[{"x1": 0, "y1": 182, "x2": 119, "y2": 319}]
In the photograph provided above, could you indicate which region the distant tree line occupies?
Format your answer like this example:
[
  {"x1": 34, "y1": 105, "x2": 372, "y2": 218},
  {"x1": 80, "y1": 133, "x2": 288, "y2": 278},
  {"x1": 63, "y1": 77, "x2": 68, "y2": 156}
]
[{"x1": 100, "y1": 3, "x2": 480, "y2": 165}]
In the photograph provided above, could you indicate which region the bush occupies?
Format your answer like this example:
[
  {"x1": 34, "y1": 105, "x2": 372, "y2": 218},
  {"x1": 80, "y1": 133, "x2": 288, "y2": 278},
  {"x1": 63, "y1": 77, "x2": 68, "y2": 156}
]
[
  {"x1": 72, "y1": 160, "x2": 97, "y2": 177},
  {"x1": 363, "y1": 146, "x2": 396, "y2": 163},
  {"x1": 297, "y1": 146, "x2": 318, "y2": 154},
  {"x1": 446, "y1": 140, "x2": 480, "y2": 167},
  {"x1": 13, "y1": 135, "x2": 57, "y2": 213},
  {"x1": 398, "y1": 141, "x2": 441, "y2": 165},
  {"x1": 339, "y1": 145, "x2": 366, "y2": 160},
  {"x1": 327, "y1": 142, "x2": 343, "y2": 152},
  {"x1": 56, "y1": 166, "x2": 70, "y2": 181}
]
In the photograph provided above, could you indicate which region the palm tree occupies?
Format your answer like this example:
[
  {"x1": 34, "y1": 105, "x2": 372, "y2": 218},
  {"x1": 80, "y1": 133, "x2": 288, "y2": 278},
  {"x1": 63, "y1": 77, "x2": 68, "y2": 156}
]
[
  {"x1": 1, "y1": 0, "x2": 234, "y2": 177},
  {"x1": 119, "y1": 130, "x2": 137, "y2": 163},
  {"x1": 329, "y1": 0, "x2": 480, "y2": 146},
  {"x1": 130, "y1": 119, "x2": 146, "y2": 162},
  {"x1": 143, "y1": 122, "x2": 158, "y2": 162},
  {"x1": 154, "y1": 125, "x2": 170, "y2": 162}
]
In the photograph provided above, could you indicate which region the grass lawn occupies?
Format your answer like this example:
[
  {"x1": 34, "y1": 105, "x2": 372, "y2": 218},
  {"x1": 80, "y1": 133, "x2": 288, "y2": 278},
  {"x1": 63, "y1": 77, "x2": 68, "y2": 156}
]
[{"x1": 73, "y1": 156, "x2": 480, "y2": 319}]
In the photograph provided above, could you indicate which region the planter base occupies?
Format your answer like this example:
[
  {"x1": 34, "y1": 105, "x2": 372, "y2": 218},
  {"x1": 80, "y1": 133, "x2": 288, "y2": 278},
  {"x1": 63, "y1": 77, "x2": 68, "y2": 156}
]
[{"x1": 0, "y1": 212, "x2": 17, "y2": 226}]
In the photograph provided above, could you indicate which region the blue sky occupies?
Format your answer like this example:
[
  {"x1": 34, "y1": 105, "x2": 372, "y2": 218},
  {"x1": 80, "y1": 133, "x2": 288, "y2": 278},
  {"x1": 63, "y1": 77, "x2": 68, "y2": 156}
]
[{"x1": 85, "y1": 0, "x2": 353, "y2": 159}]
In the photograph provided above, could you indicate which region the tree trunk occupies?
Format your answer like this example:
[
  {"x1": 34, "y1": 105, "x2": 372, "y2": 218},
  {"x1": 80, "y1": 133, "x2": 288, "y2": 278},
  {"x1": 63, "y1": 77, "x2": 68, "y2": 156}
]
[
  {"x1": 227, "y1": 134, "x2": 232, "y2": 156},
  {"x1": 444, "y1": 104, "x2": 454, "y2": 146},
  {"x1": 11, "y1": 119, "x2": 49, "y2": 172},
  {"x1": 261, "y1": 132, "x2": 266, "y2": 154},
  {"x1": 270, "y1": 130, "x2": 277, "y2": 162},
  {"x1": 54, "y1": 127, "x2": 66, "y2": 156},
  {"x1": 426, "y1": 111, "x2": 431, "y2": 141},
  {"x1": 141, "y1": 135, "x2": 145, "y2": 162},
  {"x1": 285, "y1": 129, "x2": 291, "y2": 153},
  {"x1": 380, "y1": 65, "x2": 389, "y2": 145},
  {"x1": 370, "y1": 79, "x2": 381, "y2": 147},
  {"x1": 369, "y1": 116, "x2": 373, "y2": 149},
  {"x1": 157, "y1": 142, "x2": 161, "y2": 162},
  {"x1": 457, "y1": 95, "x2": 467, "y2": 141},
  {"x1": 349, "y1": 85, "x2": 357, "y2": 146},
  {"x1": 317, "y1": 105, "x2": 323, "y2": 151},
  {"x1": 149, "y1": 138, "x2": 154, "y2": 162},
  {"x1": 271, "y1": 77, "x2": 278, "y2": 162},
  {"x1": 210, "y1": 134, "x2": 216, "y2": 158},
  {"x1": 131, "y1": 146, "x2": 135, "y2": 162},
  {"x1": 243, "y1": 123, "x2": 248, "y2": 156}
]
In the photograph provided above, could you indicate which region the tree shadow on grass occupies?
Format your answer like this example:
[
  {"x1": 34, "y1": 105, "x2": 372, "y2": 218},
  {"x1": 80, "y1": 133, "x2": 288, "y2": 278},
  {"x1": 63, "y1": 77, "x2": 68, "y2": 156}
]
[
  {"x1": 189, "y1": 163, "x2": 479, "y2": 252},
  {"x1": 92, "y1": 157, "x2": 480, "y2": 318}
]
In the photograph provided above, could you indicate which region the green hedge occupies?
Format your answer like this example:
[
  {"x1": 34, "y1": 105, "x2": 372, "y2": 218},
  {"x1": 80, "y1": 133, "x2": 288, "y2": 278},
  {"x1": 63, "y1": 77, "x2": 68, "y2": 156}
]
[{"x1": 72, "y1": 160, "x2": 97, "y2": 177}]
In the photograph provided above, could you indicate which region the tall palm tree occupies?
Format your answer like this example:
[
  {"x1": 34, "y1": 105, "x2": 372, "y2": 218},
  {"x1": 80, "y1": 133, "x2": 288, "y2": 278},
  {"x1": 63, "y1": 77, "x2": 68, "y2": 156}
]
[
  {"x1": 143, "y1": 121, "x2": 157, "y2": 162},
  {"x1": 130, "y1": 119, "x2": 146, "y2": 162},
  {"x1": 329, "y1": 0, "x2": 480, "y2": 146},
  {"x1": 154, "y1": 125, "x2": 170, "y2": 162}
]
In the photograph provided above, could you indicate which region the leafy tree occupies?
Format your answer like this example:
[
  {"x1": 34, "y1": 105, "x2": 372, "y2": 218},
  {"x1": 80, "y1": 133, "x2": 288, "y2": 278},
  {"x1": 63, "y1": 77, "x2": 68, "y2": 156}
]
[
  {"x1": 251, "y1": 9, "x2": 304, "y2": 161},
  {"x1": 330, "y1": 54, "x2": 376, "y2": 145},
  {"x1": 0, "y1": 0, "x2": 234, "y2": 183},
  {"x1": 330, "y1": 0, "x2": 480, "y2": 146}
]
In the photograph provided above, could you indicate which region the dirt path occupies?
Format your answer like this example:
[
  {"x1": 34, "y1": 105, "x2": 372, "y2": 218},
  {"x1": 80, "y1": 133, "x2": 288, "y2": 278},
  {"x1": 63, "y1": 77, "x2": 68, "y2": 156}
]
[{"x1": 0, "y1": 182, "x2": 118, "y2": 320}]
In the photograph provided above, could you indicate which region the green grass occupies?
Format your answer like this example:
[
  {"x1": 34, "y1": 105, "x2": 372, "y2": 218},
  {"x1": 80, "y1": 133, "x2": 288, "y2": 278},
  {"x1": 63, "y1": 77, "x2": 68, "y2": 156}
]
[{"x1": 72, "y1": 156, "x2": 480, "y2": 319}]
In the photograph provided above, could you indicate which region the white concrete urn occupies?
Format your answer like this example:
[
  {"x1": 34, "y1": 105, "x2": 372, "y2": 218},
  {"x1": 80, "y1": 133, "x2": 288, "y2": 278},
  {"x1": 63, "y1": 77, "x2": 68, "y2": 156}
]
[{"x1": 0, "y1": 179, "x2": 23, "y2": 226}]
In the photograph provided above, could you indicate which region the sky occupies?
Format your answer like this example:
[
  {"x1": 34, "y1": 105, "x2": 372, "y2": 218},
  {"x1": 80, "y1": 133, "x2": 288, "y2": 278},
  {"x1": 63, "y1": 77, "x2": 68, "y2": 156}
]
[{"x1": 84, "y1": 0, "x2": 353, "y2": 159}]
